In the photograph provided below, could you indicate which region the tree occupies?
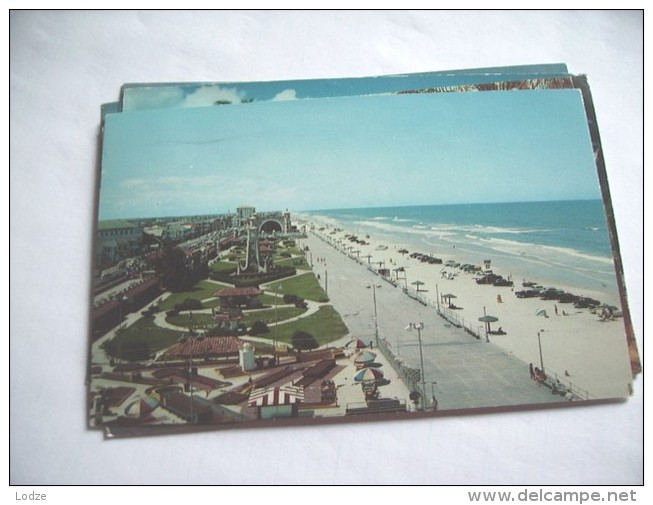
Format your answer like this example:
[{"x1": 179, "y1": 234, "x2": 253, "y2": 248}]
[
  {"x1": 292, "y1": 330, "x2": 318, "y2": 352},
  {"x1": 249, "y1": 320, "x2": 269, "y2": 335},
  {"x1": 155, "y1": 246, "x2": 207, "y2": 292}
]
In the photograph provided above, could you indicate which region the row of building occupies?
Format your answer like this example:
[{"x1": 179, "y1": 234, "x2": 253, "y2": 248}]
[{"x1": 96, "y1": 206, "x2": 293, "y2": 271}]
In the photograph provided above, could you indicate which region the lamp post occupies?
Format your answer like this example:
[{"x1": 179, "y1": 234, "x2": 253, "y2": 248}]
[
  {"x1": 187, "y1": 334, "x2": 195, "y2": 424},
  {"x1": 367, "y1": 283, "x2": 381, "y2": 346},
  {"x1": 537, "y1": 330, "x2": 545, "y2": 372},
  {"x1": 274, "y1": 283, "x2": 283, "y2": 363},
  {"x1": 406, "y1": 322, "x2": 427, "y2": 410}
]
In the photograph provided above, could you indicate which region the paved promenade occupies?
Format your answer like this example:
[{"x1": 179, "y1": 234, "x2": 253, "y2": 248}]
[{"x1": 306, "y1": 232, "x2": 568, "y2": 411}]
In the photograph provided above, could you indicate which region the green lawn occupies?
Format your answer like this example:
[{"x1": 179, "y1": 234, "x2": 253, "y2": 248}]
[
  {"x1": 243, "y1": 306, "x2": 306, "y2": 325},
  {"x1": 210, "y1": 260, "x2": 238, "y2": 273},
  {"x1": 166, "y1": 305, "x2": 306, "y2": 329},
  {"x1": 102, "y1": 318, "x2": 182, "y2": 362},
  {"x1": 199, "y1": 292, "x2": 281, "y2": 309},
  {"x1": 271, "y1": 305, "x2": 349, "y2": 347},
  {"x1": 267, "y1": 273, "x2": 328, "y2": 302},
  {"x1": 158, "y1": 280, "x2": 229, "y2": 311},
  {"x1": 258, "y1": 293, "x2": 281, "y2": 306},
  {"x1": 274, "y1": 256, "x2": 311, "y2": 271},
  {"x1": 166, "y1": 312, "x2": 216, "y2": 328}
]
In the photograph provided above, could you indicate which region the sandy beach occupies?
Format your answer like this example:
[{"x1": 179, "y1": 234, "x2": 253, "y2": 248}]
[{"x1": 301, "y1": 216, "x2": 635, "y2": 400}]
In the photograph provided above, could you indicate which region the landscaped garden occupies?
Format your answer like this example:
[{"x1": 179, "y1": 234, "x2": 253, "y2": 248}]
[
  {"x1": 267, "y1": 273, "x2": 329, "y2": 303},
  {"x1": 101, "y1": 318, "x2": 182, "y2": 361},
  {"x1": 271, "y1": 305, "x2": 348, "y2": 346},
  {"x1": 157, "y1": 280, "x2": 230, "y2": 311},
  {"x1": 242, "y1": 306, "x2": 306, "y2": 325}
]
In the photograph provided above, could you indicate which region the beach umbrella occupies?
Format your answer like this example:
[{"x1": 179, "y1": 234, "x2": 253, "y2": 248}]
[
  {"x1": 354, "y1": 350, "x2": 377, "y2": 364},
  {"x1": 478, "y1": 314, "x2": 499, "y2": 334},
  {"x1": 442, "y1": 293, "x2": 457, "y2": 303},
  {"x1": 346, "y1": 338, "x2": 367, "y2": 349},
  {"x1": 354, "y1": 367, "x2": 384, "y2": 382},
  {"x1": 536, "y1": 308, "x2": 549, "y2": 318},
  {"x1": 411, "y1": 280, "x2": 425, "y2": 292}
]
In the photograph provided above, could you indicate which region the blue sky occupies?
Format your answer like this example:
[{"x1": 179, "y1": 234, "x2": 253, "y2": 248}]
[{"x1": 100, "y1": 88, "x2": 600, "y2": 220}]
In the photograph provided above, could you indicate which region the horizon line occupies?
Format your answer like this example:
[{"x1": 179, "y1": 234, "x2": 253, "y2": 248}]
[{"x1": 97, "y1": 197, "x2": 604, "y2": 223}]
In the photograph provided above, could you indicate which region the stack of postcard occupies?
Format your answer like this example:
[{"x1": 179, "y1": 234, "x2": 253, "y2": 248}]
[{"x1": 89, "y1": 64, "x2": 640, "y2": 438}]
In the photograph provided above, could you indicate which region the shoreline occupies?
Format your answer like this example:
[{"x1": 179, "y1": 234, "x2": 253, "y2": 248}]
[
  {"x1": 299, "y1": 215, "x2": 634, "y2": 400},
  {"x1": 302, "y1": 211, "x2": 621, "y2": 308}
]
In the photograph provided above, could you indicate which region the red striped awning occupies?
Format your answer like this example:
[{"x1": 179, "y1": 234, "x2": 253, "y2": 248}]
[{"x1": 248, "y1": 385, "x2": 305, "y2": 407}]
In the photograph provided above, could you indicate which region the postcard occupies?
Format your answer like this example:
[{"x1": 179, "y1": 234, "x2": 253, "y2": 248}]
[
  {"x1": 90, "y1": 72, "x2": 636, "y2": 438},
  {"x1": 118, "y1": 63, "x2": 571, "y2": 113}
]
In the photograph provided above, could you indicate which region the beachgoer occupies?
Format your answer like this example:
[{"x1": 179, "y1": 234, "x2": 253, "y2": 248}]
[
  {"x1": 564, "y1": 370, "x2": 570, "y2": 377},
  {"x1": 554, "y1": 304, "x2": 558, "y2": 316},
  {"x1": 432, "y1": 396, "x2": 438, "y2": 411},
  {"x1": 529, "y1": 363, "x2": 535, "y2": 380}
]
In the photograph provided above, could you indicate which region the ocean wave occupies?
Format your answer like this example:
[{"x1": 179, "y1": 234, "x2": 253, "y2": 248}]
[
  {"x1": 372, "y1": 216, "x2": 389, "y2": 220},
  {"x1": 483, "y1": 236, "x2": 614, "y2": 267},
  {"x1": 469, "y1": 224, "x2": 553, "y2": 235},
  {"x1": 317, "y1": 215, "x2": 612, "y2": 267},
  {"x1": 352, "y1": 219, "x2": 456, "y2": 238},
  {"x1": 393, "y1": 217, "x2": 414, "y2": 222}
]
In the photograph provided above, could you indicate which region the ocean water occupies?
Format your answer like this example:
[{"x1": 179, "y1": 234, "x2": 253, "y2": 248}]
[{"x1": 305, "y1": 200, "x2": 623, "y2": 302}]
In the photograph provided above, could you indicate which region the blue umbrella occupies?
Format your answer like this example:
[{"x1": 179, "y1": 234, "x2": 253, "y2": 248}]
[
  {"x1": 354, "y1": 350, "x2": 377, "y2": 364},
  {"x1": 354, "y1": 368, "x2": 384, "y2": 382}
]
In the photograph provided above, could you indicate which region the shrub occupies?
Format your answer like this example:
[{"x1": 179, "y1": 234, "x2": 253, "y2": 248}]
[
  {"x1": 249, "y1": 320, "x2": 269, "y2": 335},
  {"x1": 292, "y1": 330, "x2": 318, "y2": 352},
  {"x1": 174, "y1": 298, "x2": 203, "y2": 311},
  {"x1": 283, "y1": 293, "x2": 300, "y2": 304}
]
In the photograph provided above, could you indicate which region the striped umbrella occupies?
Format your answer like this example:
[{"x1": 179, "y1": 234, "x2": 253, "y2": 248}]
[
  {"x1": 354, "y1": 367, "x2": 384, "y2": 382},
  {"x1": 354, "y1": 350, "x2": 377, "y2": 364}
]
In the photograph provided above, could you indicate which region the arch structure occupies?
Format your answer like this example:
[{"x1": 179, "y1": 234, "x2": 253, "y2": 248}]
[
  {"x1": 239, "y1": 211, "x2": 293, "y2": 274},
  {"x1": 257, "y1": 211, "x2": 291, "y2": 235}
]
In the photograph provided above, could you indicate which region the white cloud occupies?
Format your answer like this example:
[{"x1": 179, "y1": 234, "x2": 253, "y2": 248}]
[
  {"x1": 273, "y1": 89, "x2": 297, "y2": 101},
  {"x1": 181, "y1": 85, "x2": 245, "y2": 108}
]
